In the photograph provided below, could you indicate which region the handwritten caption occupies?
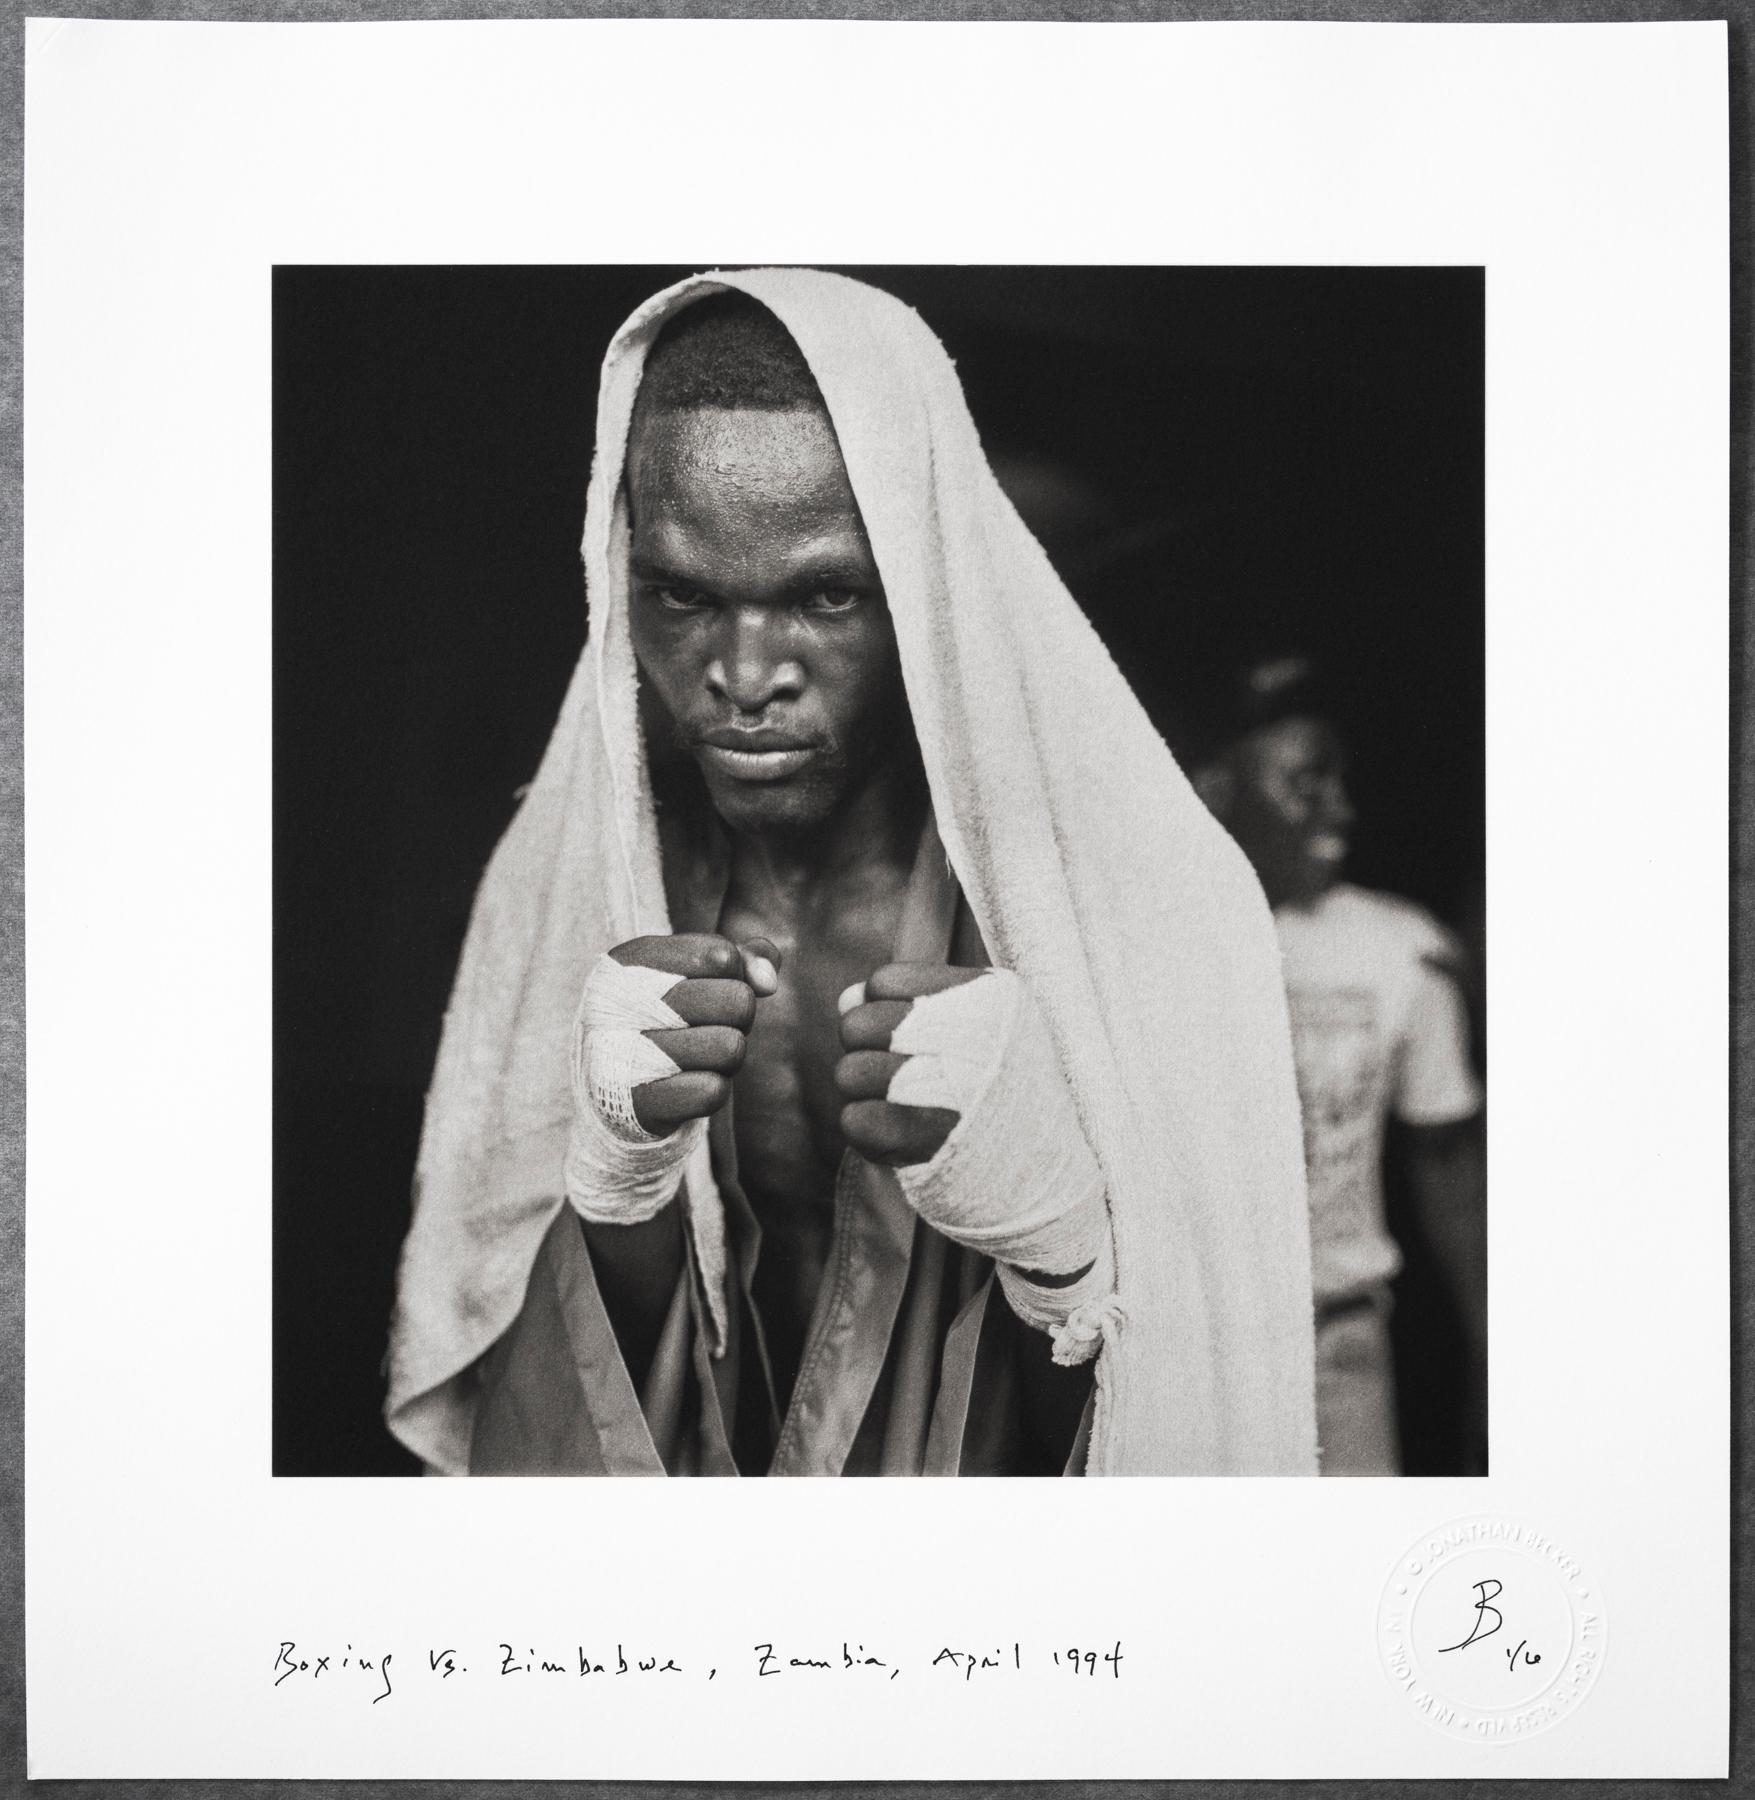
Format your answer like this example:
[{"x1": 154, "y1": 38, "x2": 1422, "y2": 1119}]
[{"x1": 273, "y1": 1639, "x2": 1125, "y2": 1705}]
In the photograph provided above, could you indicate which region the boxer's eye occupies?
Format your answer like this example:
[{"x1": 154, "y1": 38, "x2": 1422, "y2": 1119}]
[{"x1": 646, "y1": 583, "x2": 712, "y2": 613}]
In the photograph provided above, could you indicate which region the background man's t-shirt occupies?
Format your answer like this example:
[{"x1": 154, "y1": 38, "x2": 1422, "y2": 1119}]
[{"x1": 1274, "y1": 883, "x2": 1483, "y2": 1306}]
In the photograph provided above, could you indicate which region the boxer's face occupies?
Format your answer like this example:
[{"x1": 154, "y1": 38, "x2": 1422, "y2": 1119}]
[
  {"x1": 625, "y1": 403, "x2": 910, "y2": 837},
  {"x1": 1225, "y1": 714, "x2": 1355, "y2": 908}
]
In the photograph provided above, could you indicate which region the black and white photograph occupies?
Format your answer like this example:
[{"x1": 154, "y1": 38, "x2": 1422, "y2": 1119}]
[
  {"x1": 274, "y1": 263, "x2": 1485, "y2": 1479},
  {"x1": 20, "y1": 17, "x2": 1729, "y2": 1781}
]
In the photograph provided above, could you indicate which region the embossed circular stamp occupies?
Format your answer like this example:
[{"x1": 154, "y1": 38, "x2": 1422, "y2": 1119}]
[{"x1": 1377, "y1": 1515, "x2": 1607, "y2": 1742}]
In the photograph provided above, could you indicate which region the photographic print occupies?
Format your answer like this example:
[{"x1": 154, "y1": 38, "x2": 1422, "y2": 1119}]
[
  {"x1": 22, "y1": 19, "x2": 1727, "y2": 1780},
  {"x1": 273, "y1": 263, "x2": 1486, "y2": 1481}
]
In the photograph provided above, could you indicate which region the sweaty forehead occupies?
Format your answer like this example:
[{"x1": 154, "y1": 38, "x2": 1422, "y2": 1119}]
[
  {"x1": 629, "y1": 403, "x2": 854, "y2": 506},
  {"x1": 625, "y1": 404, "x2": 870, "y2": 549}
]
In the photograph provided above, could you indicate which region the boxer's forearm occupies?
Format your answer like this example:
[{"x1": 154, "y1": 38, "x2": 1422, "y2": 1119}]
[
  {"x1": 566, "y1": 936, "x2": 768, "y2": 1387},
  {"x1": 580, "y1": 1202, "x2": 685, "y2": 1390}
]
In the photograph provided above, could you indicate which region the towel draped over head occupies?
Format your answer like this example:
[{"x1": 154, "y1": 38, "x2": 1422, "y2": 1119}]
[{"x1": 386, "y1": 267, "x2": 1318, "y2": 1476}]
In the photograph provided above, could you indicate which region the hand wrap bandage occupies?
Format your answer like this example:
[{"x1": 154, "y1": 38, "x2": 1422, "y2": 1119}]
[
  {"x1": 885, "y1": 971, "x2": 1122, "y2": 1366},
  {"x1": 564, "y1": 953, "x2": 705, "y2": 1224}
]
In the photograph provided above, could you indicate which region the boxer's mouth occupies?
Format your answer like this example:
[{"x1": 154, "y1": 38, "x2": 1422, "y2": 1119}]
[{"x1": 697, "y1": 730, "x2": 820, "y2": 781}]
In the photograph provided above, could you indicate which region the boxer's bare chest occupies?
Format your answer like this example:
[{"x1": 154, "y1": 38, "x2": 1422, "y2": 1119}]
[{"x1": 715, "y1": 857, "x2": 912, "y2": 1348}]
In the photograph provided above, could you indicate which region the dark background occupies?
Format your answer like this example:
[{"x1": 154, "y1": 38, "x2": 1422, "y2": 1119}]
[{"x1": 273, "y1": 264, "x2": 1484, "y2": 1476}]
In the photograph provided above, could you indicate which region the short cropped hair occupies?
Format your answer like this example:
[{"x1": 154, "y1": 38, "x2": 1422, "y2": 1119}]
[
  {"x1": 636, "y1": 291, "x2": 826, "y2": 414},
  {"x1": 1170, "y1": 652, "x2": 1338, "y2": 769}
]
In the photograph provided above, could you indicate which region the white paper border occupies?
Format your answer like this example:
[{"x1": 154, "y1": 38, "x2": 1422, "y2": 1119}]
[{"x1": 23, "y1": 17, "x2": 1729, "y2": 1779}]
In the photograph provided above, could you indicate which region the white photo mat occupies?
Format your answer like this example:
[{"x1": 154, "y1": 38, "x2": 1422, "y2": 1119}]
[{"x1": 23, "y1": 17, "x2": 1728, "y2": 1780}]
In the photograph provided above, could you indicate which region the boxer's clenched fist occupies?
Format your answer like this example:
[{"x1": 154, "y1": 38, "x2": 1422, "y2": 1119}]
[
  {"x1": 833, "y1": 962, "x2": 987, "y2": 1166},
  {"x1": 565, "y1": 932, "x2": 781, "y2": 1227},
  {"x1": 604, "y1": 933, "x2": 780, "y2": 1136},
  {"x1": 832, "y1": 962, "x2": 1119, "y2": 1364}
]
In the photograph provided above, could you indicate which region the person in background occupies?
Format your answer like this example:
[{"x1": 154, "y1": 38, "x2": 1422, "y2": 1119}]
[{"x1": 1188, "y1": 655, "x2": 1486, "y2": 1475}]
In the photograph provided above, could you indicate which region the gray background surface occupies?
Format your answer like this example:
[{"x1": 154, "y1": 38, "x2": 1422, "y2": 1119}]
[{"x1": 0, "y1": 0, "x2": 1745, "y2": 1792}]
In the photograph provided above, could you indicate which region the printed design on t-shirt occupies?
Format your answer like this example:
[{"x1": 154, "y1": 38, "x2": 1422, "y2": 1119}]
[{"x1": 1284, "y1": 984, "x2": 1393, "y2": 1267}]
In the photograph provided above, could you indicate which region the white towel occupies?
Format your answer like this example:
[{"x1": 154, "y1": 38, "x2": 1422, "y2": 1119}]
[{"x1": 385, "y1": 268, "x2": 1318, "y2": 1476}]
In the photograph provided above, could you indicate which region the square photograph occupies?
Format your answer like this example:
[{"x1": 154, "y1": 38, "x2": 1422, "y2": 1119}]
[{"x1": 272, "y1": 263, "x2": 1484, "y2": 1479}]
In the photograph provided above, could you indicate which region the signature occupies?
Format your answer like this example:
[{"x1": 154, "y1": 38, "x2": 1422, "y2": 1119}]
[{"x1": 1437, "y1": 1579, "x2": 1543, "y2": 1672}]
